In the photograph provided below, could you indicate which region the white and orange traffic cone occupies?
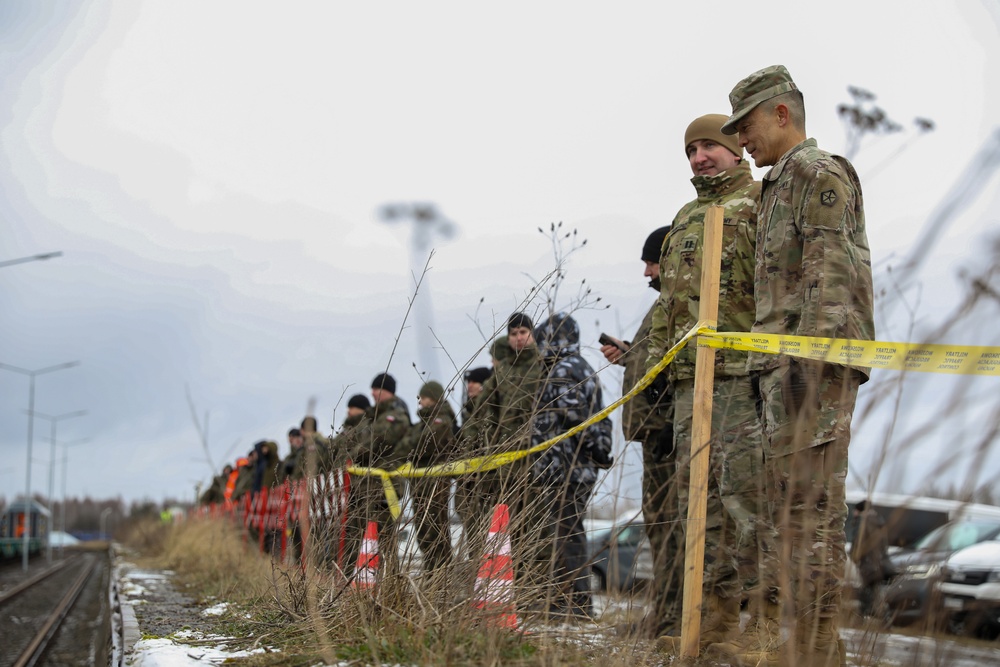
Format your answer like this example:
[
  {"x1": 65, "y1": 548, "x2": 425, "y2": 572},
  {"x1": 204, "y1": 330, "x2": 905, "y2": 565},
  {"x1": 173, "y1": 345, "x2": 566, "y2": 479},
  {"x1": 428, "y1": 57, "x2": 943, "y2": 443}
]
[
  {"x1": 471, "y1": 503, "x2": 520, "y2": 630},
  {"x1": 352, "y1": 520, "x2": 380, "y2": 591}
]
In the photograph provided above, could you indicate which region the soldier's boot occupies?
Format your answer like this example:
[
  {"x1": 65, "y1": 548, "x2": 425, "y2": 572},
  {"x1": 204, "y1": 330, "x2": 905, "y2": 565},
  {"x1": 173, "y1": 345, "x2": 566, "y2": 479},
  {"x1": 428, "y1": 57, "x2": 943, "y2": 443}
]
[
  {"x1": 703, "y1": 599, "x2": 784, "y2": 665},
  {"x1": 655, "y1": 593, "x2": 740, "y2": 654},
  {"x1": 790, "y1": 614, "x2": 845, "y2": 667}
]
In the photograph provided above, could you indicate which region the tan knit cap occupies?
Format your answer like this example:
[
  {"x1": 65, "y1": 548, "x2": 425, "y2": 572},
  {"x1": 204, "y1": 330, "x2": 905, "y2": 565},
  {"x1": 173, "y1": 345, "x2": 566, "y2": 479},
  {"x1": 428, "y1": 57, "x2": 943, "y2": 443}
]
[{"x1": 684, "y1": 113, "x2": 742, "y2": 158}]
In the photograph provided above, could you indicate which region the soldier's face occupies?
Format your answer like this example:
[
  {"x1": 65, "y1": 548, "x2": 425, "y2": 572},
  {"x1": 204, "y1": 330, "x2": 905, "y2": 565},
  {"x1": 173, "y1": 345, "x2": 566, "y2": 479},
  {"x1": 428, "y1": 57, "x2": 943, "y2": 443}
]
[
  {"x1": 508, "y1": 326, "x2": 534, "y2": 352},
  {"x1": 644, "y1": 260, "x2": 661, "y2": 290},
  {"x1": 418, "y1": 395, "x2": 436, "y2": 409},
  {"x1": 467, "y1": 381, "x2": 483, "y2": 399},
  {"x1": 737, "y1": 106, "x2": 778, "y2": 168},
  {"x1": 347, "y1": 406, "x2": 366, "y2": 418},
  {"x1": 686, "y1": 138, "x2": 740, "y2": 177},
  {"x1": 371, "y1": 387, "x2": 392, "y2": 404},
  {"x1": 289, "y1": 434, "x2": 304, "y2": 450}
]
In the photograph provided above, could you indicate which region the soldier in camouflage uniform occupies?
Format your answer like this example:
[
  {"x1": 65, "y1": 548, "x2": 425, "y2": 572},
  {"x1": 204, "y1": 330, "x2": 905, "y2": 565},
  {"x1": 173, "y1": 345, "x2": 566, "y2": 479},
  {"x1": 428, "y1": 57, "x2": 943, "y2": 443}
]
[
  {"x1": 457, "y1": 314, "x2": 544, "y2": 575},
  {"x1": 279, "y1": 428, "x2": 305, "y2": 482},
  {"x1": 531, "y1": 312, "x2": 614, "y2": 619},
  {"x1": 398, "y1": 381, "x2": 457, "y2": 573},
  {"x1": 314, "y1": 394, "x2": 371, "y2": 572},
  {"x1": 600, "y1": 225, "x2": 682, "y2": 637},
  {"x1": 645, "y1": 113, "x2": 764, "y2": 652},
  {"x1": 711, "y1": 66, "x2": 874, "y2": 667},
  {"x1": 340, "y1": 373, "x2": 412, "y2": 581}
]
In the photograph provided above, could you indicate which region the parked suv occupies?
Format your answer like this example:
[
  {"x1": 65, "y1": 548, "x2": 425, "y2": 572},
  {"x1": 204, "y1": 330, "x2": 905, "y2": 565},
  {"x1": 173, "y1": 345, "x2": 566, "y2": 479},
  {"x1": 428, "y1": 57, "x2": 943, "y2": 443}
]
[
  {"x1": 588, "y1": 517, "x2": 652, "y2": 591},
  {"x1": 884, "y1": 519, "x2": 1000, "y2": 626},
  {"x1": 938, "y1": 539, "x2": 1000, "y2": 638}
]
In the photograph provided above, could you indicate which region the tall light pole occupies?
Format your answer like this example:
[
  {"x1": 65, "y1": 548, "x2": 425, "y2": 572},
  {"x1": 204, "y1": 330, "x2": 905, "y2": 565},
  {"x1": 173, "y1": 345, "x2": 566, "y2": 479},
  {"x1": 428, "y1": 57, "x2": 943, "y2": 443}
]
[
  {"x1": 0, "y1": 360, "x2": 81, "y2": 570},
  {"x1": 378, "y1": 203, "x2": 457, "y2": 382},
  {"x1": 58, "y1": 437, "x2": 90, "y2": 558},
  {"x1": 27, "y1": 409, "x2": 87, "y2": 563},
  {"x1": 0, "y1": 251, "x2": 63, "y2": 269},
  {"x1": 100, "y1": 507, "x2": 112, "y2": 541}
]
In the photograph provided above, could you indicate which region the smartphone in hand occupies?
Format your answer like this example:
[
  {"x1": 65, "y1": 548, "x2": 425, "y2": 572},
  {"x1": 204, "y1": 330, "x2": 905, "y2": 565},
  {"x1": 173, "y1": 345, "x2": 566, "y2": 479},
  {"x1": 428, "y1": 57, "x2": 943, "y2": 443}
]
[{"x1": 599, "y1": 333, "x2": 627, "y2": 352}]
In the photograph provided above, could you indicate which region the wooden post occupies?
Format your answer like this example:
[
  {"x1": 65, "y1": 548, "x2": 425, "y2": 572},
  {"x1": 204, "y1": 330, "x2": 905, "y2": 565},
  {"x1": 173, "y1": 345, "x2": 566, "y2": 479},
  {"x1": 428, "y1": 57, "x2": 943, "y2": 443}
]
[{"x1": 680, "y1": 205, "x2": 724, "y2": 658}]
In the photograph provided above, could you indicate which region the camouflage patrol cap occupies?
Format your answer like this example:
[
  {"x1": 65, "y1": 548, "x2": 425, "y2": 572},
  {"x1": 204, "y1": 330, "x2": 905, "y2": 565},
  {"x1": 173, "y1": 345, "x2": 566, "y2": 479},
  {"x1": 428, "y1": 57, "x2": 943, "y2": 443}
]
[
  {"x1": 721, "y1": 65, "x2": 798, "y2": 135},
  {"x1": 418, "y1": 380, "x2": 445, "y2": 402}
]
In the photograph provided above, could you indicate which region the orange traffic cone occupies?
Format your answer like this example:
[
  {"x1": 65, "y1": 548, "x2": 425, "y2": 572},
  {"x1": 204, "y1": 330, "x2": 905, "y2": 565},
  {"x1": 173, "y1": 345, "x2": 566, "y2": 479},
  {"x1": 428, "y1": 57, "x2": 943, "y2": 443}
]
[
  {"x1": 472, "y1": 503, "x2": 519, "y2": 629},
  {"x1": 352, "y1": 520, "x2": 380, "y2": 590}
]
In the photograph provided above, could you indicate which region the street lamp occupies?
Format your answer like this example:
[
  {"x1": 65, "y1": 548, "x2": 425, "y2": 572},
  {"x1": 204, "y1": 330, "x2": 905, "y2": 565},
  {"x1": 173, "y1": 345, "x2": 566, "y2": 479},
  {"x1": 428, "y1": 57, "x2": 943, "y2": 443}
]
[
  {"x1": 0, "y1": 251, "x2": 63, "y2": 269},
  {"x1": 27, "y1": 409, "x2": 87, "y2": 563},
  {"x1": 100, "y1": 507, "x2": 112, "y2": 541},
  {"x1": 58, "y1": 437, "x2": 90, "y2": 558},
  {"x1": 0, "y1": 360, "x2": 81, "y2": 571}
]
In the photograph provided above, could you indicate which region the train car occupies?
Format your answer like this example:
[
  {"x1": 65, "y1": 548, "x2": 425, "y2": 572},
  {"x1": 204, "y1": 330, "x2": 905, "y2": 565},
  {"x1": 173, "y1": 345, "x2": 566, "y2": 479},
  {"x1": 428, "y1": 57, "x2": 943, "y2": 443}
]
[{"x1": 0, "y1": 499, "x2": 51, "y2": 558}]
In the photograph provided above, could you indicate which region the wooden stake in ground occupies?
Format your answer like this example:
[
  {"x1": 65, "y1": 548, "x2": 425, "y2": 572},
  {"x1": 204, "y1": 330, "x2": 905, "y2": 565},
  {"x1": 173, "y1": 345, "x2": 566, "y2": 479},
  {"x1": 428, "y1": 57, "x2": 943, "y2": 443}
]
[{"x1": 680, "y1": 205, "x2": 724, "y2": 658}]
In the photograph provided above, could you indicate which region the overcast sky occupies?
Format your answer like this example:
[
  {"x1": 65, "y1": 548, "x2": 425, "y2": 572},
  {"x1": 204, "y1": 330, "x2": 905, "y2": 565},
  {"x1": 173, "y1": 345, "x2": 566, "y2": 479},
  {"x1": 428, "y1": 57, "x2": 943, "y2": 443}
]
[{"x1": 2, "y1": 1, "x2": 999, "y2": 511}]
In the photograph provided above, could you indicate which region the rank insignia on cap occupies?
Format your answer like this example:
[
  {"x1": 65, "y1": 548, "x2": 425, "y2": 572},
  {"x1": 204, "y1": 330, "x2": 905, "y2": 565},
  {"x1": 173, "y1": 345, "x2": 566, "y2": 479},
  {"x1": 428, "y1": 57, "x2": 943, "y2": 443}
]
[{"x1": 820, "y1": 190, "x2": 838, "y2": 207}]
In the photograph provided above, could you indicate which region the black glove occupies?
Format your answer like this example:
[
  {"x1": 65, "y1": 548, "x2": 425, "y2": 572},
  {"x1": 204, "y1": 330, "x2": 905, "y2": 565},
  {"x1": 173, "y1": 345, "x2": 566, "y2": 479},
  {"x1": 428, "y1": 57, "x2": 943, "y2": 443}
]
[
  {"x1": 781, "y1": 359, "x2": 823, "y2": 415},
  {"x1": 652, "y1": 422, "x2": 674, "y2": 460},
  {"x1": 644, "y1": 373, "x2": 669, "y2": 409}
]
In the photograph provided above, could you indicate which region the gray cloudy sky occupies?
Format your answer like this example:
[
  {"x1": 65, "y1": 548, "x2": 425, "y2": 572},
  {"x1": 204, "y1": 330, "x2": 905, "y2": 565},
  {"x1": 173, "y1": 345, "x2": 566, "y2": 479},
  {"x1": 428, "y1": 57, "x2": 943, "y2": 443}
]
[{"x1": 2, "y1": 1, "x2": 999, "y2": 509}]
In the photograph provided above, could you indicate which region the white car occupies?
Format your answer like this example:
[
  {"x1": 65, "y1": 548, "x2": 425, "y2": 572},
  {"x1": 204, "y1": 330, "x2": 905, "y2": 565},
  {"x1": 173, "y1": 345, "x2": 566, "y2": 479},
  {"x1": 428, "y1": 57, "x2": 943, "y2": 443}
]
[{"x1": 937, "y1": 538, "x2": 1000, "y2": 637}]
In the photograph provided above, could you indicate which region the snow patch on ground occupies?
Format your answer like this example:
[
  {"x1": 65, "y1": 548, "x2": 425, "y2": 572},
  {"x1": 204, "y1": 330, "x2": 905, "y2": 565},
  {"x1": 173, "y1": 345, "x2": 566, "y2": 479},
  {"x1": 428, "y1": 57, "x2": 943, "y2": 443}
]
[
  {"x1": 127, "y1": 637, "x2": 266, "y2": 666},
  {"x1": 200, "y1": 602, "x2": 228, "y2": 617}
]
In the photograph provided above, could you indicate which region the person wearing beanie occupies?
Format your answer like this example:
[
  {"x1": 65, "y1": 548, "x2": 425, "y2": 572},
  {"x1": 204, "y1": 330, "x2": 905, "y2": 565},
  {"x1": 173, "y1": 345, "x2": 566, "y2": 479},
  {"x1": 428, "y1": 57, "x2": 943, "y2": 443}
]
[
  {"x1": 371, "y1": 372, "x2": 397, "y2": 396},
  {"x1": 338, "y1": 371, "x2": 412, "y2": 578},
  {"x1": 457, "y1": 312, "x2": 544, "y2": 586},
  {"x1": 598, "y1": 224, "x2": 679, "y2": 639},
  {"x1": 347, "y1": 394, "x2": 371, "y2": 414},
  {"x1": 397, "y1": 380, "x2": 457, "y2": 573},
  {"x1": 644, "y1": 113, "x2": 764, "y2": 654},
  {"x1": 310, "y1": 392, "x2": 377, "y2": 570},
  {"x1": 461, "y1": 367, "x2": 492, "y2": 423}
]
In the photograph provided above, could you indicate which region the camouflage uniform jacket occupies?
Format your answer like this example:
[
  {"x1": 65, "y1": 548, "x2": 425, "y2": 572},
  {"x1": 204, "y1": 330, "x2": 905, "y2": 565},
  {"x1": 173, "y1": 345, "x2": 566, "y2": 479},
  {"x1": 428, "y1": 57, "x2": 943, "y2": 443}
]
[
  {"x1": 531, "y1": 313, "x2": 614, "y2": 487},
  {"x1": 348, "y1": 398, "x2": 412, "y2": 470},
  {"x1": 200, "y1": 473, "x2": 226, "y2": 504},
  {"x1": 279, "y1": 446, "x2": 305, "y2": 482},
  {"x1": 621, "y1": 302, "x2": 667, "y2": 442},
  {"x1": 330, "y1": 413, "x2": 368, "y2": 468},
  {"x1": 231, "y1": 464, "x2": 254, "y2": 500},
  {"x1": 399, "y1": 401, "x2": 457, "y2": 467},
  {"x1": 647, "y1": 160, "x2": 759, "y2": 380},
  {"x1": 748, "y1": 138, "x2": 874, "y2": 378},
  {"x1": 461, "y1": 339, "x2": 544, "y2": 457}
]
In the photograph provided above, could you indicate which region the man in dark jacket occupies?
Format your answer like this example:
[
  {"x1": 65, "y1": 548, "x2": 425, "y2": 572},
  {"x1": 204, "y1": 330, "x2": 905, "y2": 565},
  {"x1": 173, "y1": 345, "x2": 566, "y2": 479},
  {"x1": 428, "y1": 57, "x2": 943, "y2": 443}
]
[
  {"x1": 600, "y1": 225, "x2": 681, "y2": 636},
  {"x1": 531, "y1": 312, "x2": 614, "y2": 619}
]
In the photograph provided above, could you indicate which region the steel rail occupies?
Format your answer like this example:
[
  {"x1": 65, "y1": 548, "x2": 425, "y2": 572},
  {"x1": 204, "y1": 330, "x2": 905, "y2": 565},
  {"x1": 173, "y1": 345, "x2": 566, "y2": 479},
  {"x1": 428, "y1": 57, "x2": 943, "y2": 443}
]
[{"x1": 11, "y1": 555, "x2": 96, "y2": 667}]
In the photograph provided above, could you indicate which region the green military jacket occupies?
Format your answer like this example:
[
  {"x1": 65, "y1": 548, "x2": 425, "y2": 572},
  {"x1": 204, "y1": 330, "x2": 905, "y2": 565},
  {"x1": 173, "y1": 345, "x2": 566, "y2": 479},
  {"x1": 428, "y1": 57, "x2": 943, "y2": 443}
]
[
  {"x1": 278, "y1": 445, "x2": 305, "y2": 482},
  {"x1": 200, "y1": 473, "x2": 226, "y2": 505},
  {"x1": 748, "y1": 138, "x2": 874, "y2": 378},
  {"x1": 231, "y1": 464, "x2": 254, "y2": 500},
  {"x1": 329, "y1": 413, "x2": 367, "y2": 468},
  {"x1": 621, "y1": 302, "x2": 668, "y2": 442},
  {"x1": 648, "y1": 160, "x2": 759, "y2": 380},
  {"x1": 461, "y1": 339, "x2": 543, "y2": 456},
  {"x1": 347, "y1": 397, "x2": 411, "y2": 470},
  {"x1": 399, "y1": 400, "x2": 457, "y2": 467}
]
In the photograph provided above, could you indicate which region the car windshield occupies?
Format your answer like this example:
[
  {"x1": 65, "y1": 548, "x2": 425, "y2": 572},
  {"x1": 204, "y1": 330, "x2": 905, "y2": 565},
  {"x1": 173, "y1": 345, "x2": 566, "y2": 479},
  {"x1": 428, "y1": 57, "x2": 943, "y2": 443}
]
[{"x1": 914, "y1": 519, "x2": 1000, "y2": 552}]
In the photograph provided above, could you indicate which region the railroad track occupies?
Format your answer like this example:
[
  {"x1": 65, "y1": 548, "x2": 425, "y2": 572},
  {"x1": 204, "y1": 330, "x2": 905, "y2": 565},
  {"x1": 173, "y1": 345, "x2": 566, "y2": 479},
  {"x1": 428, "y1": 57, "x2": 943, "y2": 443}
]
[{"x1": 0, "y1": 553, "x2": 99, "y2": 667}]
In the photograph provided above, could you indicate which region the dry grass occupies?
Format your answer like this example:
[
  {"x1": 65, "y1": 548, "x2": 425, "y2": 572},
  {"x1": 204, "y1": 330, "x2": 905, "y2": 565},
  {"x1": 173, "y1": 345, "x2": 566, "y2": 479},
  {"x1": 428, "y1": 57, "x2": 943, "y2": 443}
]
[{"x1": 120, "y1": 513, "x2": 673, "y2": 666}]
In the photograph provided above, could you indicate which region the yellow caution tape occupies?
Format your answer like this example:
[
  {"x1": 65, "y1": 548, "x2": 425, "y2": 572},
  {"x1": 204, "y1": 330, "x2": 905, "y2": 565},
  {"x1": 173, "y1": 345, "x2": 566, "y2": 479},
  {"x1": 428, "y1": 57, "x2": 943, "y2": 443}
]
[
  {"x1": 352, "y1": 324, "x2": 1000, "y2": 518},
  {"x1": 700, "y1": 331, "x2": 1000, "y2": 377},
  {"x1": 347, "y1": 322, "x2": 706, "y2": 518}
]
